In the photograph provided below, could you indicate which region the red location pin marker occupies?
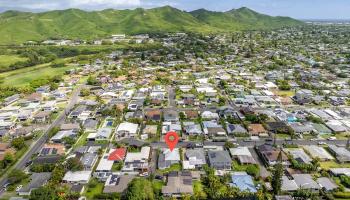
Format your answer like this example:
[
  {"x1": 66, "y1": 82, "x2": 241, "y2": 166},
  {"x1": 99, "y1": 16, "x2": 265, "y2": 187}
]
[{"x1": 165, "y1": 131, "x2": 179, "y2": 152}]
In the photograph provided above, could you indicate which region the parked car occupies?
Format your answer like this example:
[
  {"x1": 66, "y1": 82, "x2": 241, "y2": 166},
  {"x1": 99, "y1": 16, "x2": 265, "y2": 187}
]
[
  {"x1": 16, "y1": 185, "x2": 23, "y2": 192},
  {"x1": 328, "y1": 137, "x2": 336, "y2": 141}
]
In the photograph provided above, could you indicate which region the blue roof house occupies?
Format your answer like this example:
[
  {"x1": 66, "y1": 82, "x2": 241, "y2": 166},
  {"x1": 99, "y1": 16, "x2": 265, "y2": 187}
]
[{"x1": 230, "y1": 172, "x2": 257, "y2": 193}]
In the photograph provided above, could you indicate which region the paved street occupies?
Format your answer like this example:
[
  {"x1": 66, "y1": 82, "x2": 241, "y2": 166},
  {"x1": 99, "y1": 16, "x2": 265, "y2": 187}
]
[{"x1": 0, "y1": 85, "x2": 83, "y2": 193}]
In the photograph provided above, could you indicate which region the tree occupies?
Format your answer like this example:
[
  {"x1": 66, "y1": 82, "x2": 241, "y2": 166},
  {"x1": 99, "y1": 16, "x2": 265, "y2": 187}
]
[
  {"x1": 1, "y1": 153, "x2": 14, "y2": 168},
  {"x1": 66, "y1": 157, "x2": 83, "y2": 171},
  {"x1": 30, "y1": 186, "x2": 57, "y2": 200},
  {"x1": 87, "y1": 76, "x2": 98, "y2": 85},
  {"x1": 218, "y1": 96, "x2": 226, "y2": 106},
  {"x1": 80, "y1": 88, "x2": 90, "y2": 97},
  {"x1": 224, "y1": 141, "x2": 235, "y2": 149},
  {"x1": 179, "y1": 112, "x2": 186, "y2": 120},
  {"x1": 202, "y1": 166, "x2": 227, "y2": 199},
  {"x1": 50, "y1": 164, "x2": 65, "y2": 185},
  {"x1": 125, "y1": 178, "x2": 155, "y2": 200},
  {"x1": 62, "y1": 137, "x2": 75, "y2": 146},
  {"x1": 11, "y1": 137, "x2": 26, "y2": 150},
  {"x1": 271, "y1": 150, "x2": 284, "y2": 195},
  {"x1": 246, "y1": 165, "x2": 260, "y2": 178},
  {"x1": 8, "y1": 169, "x2": 28, "y2": 184}
]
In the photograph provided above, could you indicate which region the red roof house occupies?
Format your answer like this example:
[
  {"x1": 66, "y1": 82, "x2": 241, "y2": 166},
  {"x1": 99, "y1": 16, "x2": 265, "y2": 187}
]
[{"x1": 108, "y1": 148, "x2": 127, "y2": 162}]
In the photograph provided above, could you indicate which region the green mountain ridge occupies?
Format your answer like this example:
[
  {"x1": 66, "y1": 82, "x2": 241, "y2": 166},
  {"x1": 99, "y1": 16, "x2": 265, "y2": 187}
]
[{"x1": 0, "y1": 6, "x2": 303, "y2": 44}]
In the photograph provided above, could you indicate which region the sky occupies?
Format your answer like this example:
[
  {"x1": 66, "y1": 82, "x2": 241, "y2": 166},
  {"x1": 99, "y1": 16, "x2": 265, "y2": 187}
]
[{"x1": 0, "y1": 0, "x2": 350, "y2": 19}]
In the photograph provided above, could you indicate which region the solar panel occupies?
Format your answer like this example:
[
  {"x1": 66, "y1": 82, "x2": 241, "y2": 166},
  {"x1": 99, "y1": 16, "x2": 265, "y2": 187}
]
[{"x1": 183, "y1": 179, "x2": 192, "y2": 185}]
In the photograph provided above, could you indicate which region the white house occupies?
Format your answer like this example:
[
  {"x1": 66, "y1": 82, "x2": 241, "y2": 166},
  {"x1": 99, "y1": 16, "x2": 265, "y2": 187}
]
[
  {"x1": 63, "y1": 171, "x2": 92, "y2": 184},
  {"x1": 116, "y1": 122, "x2": 138, "y2": 138}
]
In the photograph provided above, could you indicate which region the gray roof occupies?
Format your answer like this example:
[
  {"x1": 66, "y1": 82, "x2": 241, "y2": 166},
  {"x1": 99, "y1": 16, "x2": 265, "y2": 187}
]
[
  {"x1": 208, "y1": 150, "x2": 231, "y2": 164},
  {"x1": 292, "y1": 174, "x2": 320, "y2": 190},
  {"x1": 81, "y1": 153, "x2": 98, "y2": 168},
  {"x1": 328, "y1": 145, "x2": 350, "y2": 162},
  {"x1": 97, "y1": 128, "x2": 112, "y2": 138},
  {"x1": 103, "y1": 175, "x2": 135, "y2": 193},
  {"x1": 281, "y1": 176, "x2": 298, "y2": 191},
  {"x1": 185, "y1": 149, "x2": 206, "y2": 163},
  {"x1": 317, "y1": 177, "x2": 338, "y2": 191},
  {"x1": 18, "y1": 173, "x2": 51, "y2": 194},
  {"x1": 227, "y1": 124, "x2": 247, "y2": 134}
]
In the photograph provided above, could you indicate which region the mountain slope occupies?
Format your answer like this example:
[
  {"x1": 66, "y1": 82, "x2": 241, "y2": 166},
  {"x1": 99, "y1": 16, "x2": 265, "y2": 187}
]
[{"x1": 0, "y1": 6, "x2": 303, "y2": 44}]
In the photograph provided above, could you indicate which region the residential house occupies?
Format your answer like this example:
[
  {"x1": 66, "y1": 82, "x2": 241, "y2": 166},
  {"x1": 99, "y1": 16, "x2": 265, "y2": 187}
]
[
  {"x1": 207, "y1": 150, "x2": 232, "y2": 170},
  {"x1": 63, "y1": 171, "x2": 92, "y2": 184},
  {"x1": 51, "y1": 130, "x2": 77, "y2": 143},
  {"x1": 123, "y1": 146, "x2": 150, "y2": 172},
  {"x1": 317, "y1": 177, "x2": 338, "y2": 191},
  {"x1": 103, "y1": 174, "x2": 135, "y2": 194},
  {"x1": 226, "y1": 124, "x2": 248, "y2": 135},
  {"x1": 94, "y1": 151, "x2": 114, "y2": 181},
  {"x1": 230, "y1": 172, "x2": 257, "y2": 193},
  {"x1": 265, "y1": 122, "x2": 290, "y2": 134},
  {"x1": 162, "y1": 171, "x2": 194, "y2": 197},
  {"x1": 294, "y1": 89, "x2": 314, "y2": 104},
  {"x1": 145, "y1": 110, "x2": 162, "y2": 121},
  {"x1": 18, "y1": 173, "x2": 51, "y2": 196},
  {"x1": 80, "y1": 153, "x2": 98, "y2": 171},
  {"x1": 183, "y1": 149, "x2": 206, "y2": 169},
  {"x1": 39, "y1": 143, "x2": 65, "y2": 156},
  {"x1": 289, "y1": 122, "x2": 314, "y2": 135},
  {"x1": 248, "y1": 124, "x2": 267, "y2": 136},
  {"x1": 184, "y1": 123, "x2": 202, "y2": 135},
  {"x1": 158, "y1": 148, "x2": 181, "y2": 169},
  {"x1": 256, "y1": 144, "x2": 289, "y2": 166},
  {"x1": 163, "y1": 110, "x2": 179, "y2": 122},
  {"x1": 284, "y1": 148, "x2": 312, "y2": 164},
  {"x1": 2, "y1": 94, "x2": 20, "y2": 106},
  {"x1": 108, "y1": 148, "x2": 127, "y2": 162},
  {"x1": 201, "y1": 111, "x2": 219, "y2": 120},
  {"x1": 328, "y1": 145, "x2": 350, "y2": 163},
  {"x1": 303, "y1": 145, "x2": 334, "y2": 161},
  {"x1": 33, "y1": 111, "x2": 51, "y2": 123},
  {"x1": 116, "y1": 122, "x2": 138, "y2": 138},
  {"x1": 229, "y1": 147, "x2": 256, "y2": 165},
  {"x1": 292, "y1": 174, "x2": 321, "y2": 191}
]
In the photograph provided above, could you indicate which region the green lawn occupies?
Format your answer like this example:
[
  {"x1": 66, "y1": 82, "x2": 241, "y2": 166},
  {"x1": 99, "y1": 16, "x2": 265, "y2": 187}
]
[
  {"x1": 320, "y1": 161, "x2": 350, "y2": 170},
  {"x1": 0, "y1": 55, "x2": 28, "y2": 70},
  {"x1": 0, "y1": 57, "x2": 76, "y2": 87},
  {"x1": 232, "y1": 160, "x2": 259, "y2": 171},
  {"x1": 157, "y1": 163, "x2": 182, "y2": 174},
  {"x1": 275, "y1": 90, "x2": 295, "y2": 97},
  {"x1": 73, "y1": 132, "x2": 89, "y2": 148},
  {"x1": 0, "y1": 64, "x2": 74, "y2": 86},
  {"x1": 84, "y1": 181, "x2": 104, "y2": 200}
]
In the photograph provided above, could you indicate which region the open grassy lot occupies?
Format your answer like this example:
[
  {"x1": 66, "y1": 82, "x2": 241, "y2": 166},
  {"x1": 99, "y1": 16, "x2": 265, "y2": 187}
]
[
  {"x1": 274, "y1": 90, "x2": 295, "y2": 97},
  {"x1": 0, "y1": 62, "x2": 74, "y2": 86},
  {"x1": 0, "y1": 55, "x2": 28, "y2": 71}
]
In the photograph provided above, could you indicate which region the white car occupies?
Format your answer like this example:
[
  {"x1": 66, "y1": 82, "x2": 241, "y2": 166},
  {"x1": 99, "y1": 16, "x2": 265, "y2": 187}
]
[
  {"x1": 16, "y1": 185, "x2": 23, "y2": 192},
  {"x1": 328, "y1": 137, "x2": 336, "y2": 141},
  {"x1": 318, "y1": 142, "x2": 326, "y2": 145}
]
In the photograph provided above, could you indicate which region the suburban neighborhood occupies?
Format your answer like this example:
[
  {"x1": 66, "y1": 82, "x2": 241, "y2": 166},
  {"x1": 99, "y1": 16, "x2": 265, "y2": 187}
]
[{"x1": 0, "y1": 7, "x2": 350, "y2": 200}]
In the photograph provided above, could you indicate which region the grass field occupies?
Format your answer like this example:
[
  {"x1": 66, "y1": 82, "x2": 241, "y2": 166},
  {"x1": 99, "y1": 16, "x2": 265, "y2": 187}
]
[
  {"x1": 0, "y1": 55, "x2": 28, "y2": 70},
  {"x1": 0, "y1": 60, "x2": 74, "y2": 86},
  {"x1": 274, "y1": 90, "x2": 295, "y2": 97}
]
